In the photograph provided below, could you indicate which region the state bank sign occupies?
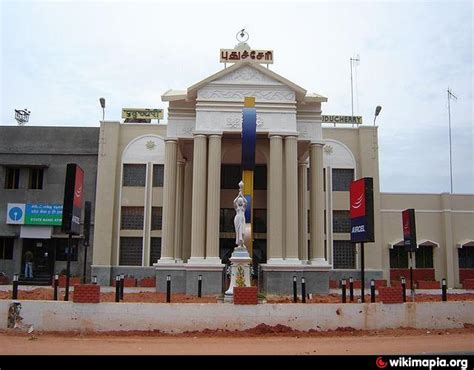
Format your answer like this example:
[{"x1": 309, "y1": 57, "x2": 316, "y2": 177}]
[{"x1": 349, "y1": 177, "x2": 374, "y2": 243}]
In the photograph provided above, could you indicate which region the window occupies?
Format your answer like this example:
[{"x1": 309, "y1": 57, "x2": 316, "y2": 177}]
[
  {"x1": 120, "y1": 207, "x2": 144, "y2": 230},
  {"x1": 0, "y1": 238, "x2": 14, "y2": 260},
  {"x1": 333, "y1": 240, "x2": 355, "y2": 269},
  {"x1": 390, "y1": 245, "x2": 409, "y2": 268},
  {"x1": 150, "y1": 237, "x2": 161, "y2": 265},
  {"x1": 151, "y1": 207, "x2": 162, "y2": 230},
  {"x1": 333, "y1": 211, "x2": 351, "y2": 233},
  {"x1": 123, "y1": 164, "x2": 146, "y2": 186},
  {"x1": 221, "y1": 165, "x2": 241, "y2": 189},
  {"x1": 152, "y1": 164, "x2": 164, "y2": 187},
  {"x1": 220, "y1": 208, "x2": 235, "y2": 232},
  {"x1": 28, "y1": 168, "x2": 44, "y2": 189},
  {"x1": 4, "y1": 167, "x2": 20, "y2": 189},
  {"x1": 332, "y1": 169, "x2": 354, "y2": 191},
  {"x1": 253, "y1": 209, "x2": 267, "y2": 233},
  {"x1": 254, "y1": 165, "x2": 267, "y2": 190},
  {"x1": 55, "y1": 239, "x2": 78, "y2": 261},
  {"x1": 459, "y1": 247, "x2": 474, "y2": 268},
  {"x1": 416, "y1": 245, "x2": 434, "y2": 268},
  {"x1": 119, "y1": 237, "x2": 143, "y2": 266}
]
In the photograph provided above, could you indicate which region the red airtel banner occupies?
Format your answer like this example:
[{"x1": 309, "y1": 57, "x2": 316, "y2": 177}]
[
  {"x1": 349, "y1": 177, "x2": 374, "y2": 243},
  {"x1": 61, "y1": 163, "x2": 84, "y2": 235},
  {"x1": 402, "y1": 208, "x2": 417, "y2": 252}
]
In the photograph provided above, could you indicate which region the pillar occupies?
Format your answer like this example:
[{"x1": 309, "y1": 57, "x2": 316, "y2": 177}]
[
  {"x1": 298, "y1": 160, "x2": 308, "y2": 261},
  {"x1": 159, "y1": 139, "x2": 177, "y2": 262},
  {"x1": 285, "y1": 136, "x2": 299, "y2": 261},
  {"x1": 189, "y1": 134, "x2": 207, "y2": 262},
  {"x1": 174, "y1": 159, "x2": 186, "y2": 262},
  {"x1": 205, "y1": 134, "x2": 222, "y2": 263},
  {"x1": 309, "y1": 142, "x2": 329, "y2": 266},
  {"x1": 267, "y1": 135, "x2": 283, "y2": 262}
]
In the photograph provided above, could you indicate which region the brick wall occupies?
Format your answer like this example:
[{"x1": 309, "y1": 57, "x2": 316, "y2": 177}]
[
  {"x1": 139, "y1": 277, "x2": 156, "y2": 287},
  {"x1": 417, "y1": 280, "x2": 440, "y2": 289},
  {"x1": 73, "y1": 284, "x2": 100, "y2": 303},
  {"x1": 234, "y1": 286, "x2": 258, "y2": 305},
  {"x1": 378, "y1": 287, "x2": 403, "y2": 304},
  {"x1": 390, "y1": 268, "x2": 435, "y2": 282},
  {"x1": 112, "y1": 277, "x2": 137, "y2": 287},
  {"x1": 462, "y1": 279, "x2": 474, "y2": 290},
  {"x1": 460, "y1": 269, "x2": 474, "y2": 285}
]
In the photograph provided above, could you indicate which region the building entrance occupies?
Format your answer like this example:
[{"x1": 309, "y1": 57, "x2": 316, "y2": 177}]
[{"x1": 21, "y1": 239, "x2": 54, "y2": 284}]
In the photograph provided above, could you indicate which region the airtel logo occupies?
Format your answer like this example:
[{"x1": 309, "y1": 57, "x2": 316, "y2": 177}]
[{"x1": 75, "y1": 185, "x2": 82, "y2": 199}]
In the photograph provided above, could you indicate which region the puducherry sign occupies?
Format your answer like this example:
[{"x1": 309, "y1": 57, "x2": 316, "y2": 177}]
[
  {"x1": 121, "y1": 108, "x2": 164, "y2": 120},
  {"x1": 322, "y1": 115, "x2": 363, "y2": 125},
  {"x1": 220, "y1": 49, "x2": 274, "y2": 64}
]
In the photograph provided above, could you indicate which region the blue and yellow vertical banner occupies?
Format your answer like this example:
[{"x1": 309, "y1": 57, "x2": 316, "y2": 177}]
[{"x1": 242, "y1": 97, "x2": 257, "y2": 257}]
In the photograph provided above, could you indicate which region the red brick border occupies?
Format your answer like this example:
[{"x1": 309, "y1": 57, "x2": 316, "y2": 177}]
[
  {"x1": 73, "y1": 284, "x2": 100, "y2": 303},
  {"x1": 234, "y1": 286, "x2": 258, "y2": 305},
  {"x1": 378, "y1": 287, "x2": 403, "y2": 304}
]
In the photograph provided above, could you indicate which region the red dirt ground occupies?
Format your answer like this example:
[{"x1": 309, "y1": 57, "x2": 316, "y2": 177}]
[{"x1": 1, "y1": 288, "x2": 474, "y2": 303}]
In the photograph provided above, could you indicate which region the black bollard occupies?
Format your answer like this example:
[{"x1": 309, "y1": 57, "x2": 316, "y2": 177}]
[
  {"x1": 401, "y1": 277, "x2": 407, "y2": 302},
  {"x1": 293, "y1": 276, "x2": 297, "y2": 303},
  {"x1": 12, "y1": 274, "x2": 19, "y2": 300},
  {"x1": 370, "y1": 279, "x2": 376, "y2": 303},
  {"x1": 341, "y1": 279, "x2": 347, "y2": 303},
  {"x1": 92, "y1": 275, "x2": 98, "y2": 285},
  {"x1": 442, "y1": 278, "x2": 447, "y2": 301},
  {"x1": 349, "y1": 277, "x2": 354, "y2": 302},
  {"x1": 198, "y1": 275, "x2": 202, "y2": 298},
  {"x1": 53, "y1": 274, "x2": 59, "y2": 301},
  {"x1": 166, "y1": 275, "x2": 171, "y2": 303},
  {"x1": 301, "y1": 277, "x2": 306, "y2": 303},
  {"x1": 120, "y1": 274, "x2": 125, "y2": 300},
  {"x1": 115, "y1": 275, "x2": 120, "y2": 302}
]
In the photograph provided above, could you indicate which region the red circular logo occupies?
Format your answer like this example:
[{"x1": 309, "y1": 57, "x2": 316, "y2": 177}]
[{"x1": 376, "y1": 356, "x2": 388, "y2": 369}]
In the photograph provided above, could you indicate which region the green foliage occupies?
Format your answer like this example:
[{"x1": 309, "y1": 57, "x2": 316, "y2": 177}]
[{"x1": 235, "y1": 265, "x2": 246, "y2": 288}]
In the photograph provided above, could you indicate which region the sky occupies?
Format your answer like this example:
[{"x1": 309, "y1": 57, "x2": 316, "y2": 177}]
[{"x1": 1, "y1": 0, "x2": 472, "y2": 194}]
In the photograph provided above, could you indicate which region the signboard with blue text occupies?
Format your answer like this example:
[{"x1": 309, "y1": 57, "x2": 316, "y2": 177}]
[{"x1": 6, "y1": 203, "x2": 63, "y2": 226}]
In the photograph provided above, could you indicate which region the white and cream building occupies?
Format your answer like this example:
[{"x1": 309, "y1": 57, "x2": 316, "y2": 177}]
[{"x1": 91, "y1": 45, "x2": 474, "y2": 294}]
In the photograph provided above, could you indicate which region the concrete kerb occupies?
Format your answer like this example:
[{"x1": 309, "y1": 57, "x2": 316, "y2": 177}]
[{"x1": 1, "y1": 300, "x2": 472, "y2": 333}]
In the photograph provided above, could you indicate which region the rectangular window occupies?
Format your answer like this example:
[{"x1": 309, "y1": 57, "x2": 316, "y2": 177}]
[
  {"x1": 152, "y1": 164, "x2": 164, "y2": 187},
  {"x1": 4, "y1": 167, "x2": 20, "y2": 189},
  {"x1": 333, "y1": 240, "x2": 355, "y2": 269},
  {"x1": 390, "y1": 245, "x2": 409, "y2": 268},
  {"x1": 151, "y1": 207, "x2": 162, "y2": 230},
  {"x1": 28, "y1": 168, "x2": 44, "y2": 189},
  {"x1": 254, "y1": 165, "x2": 267, "y2": 190},
  {"x1": 119, "y1": 237, "x2": 143, "y2": 266},
  {"x1": 150, "y1": 237, "x2": 161, "y2": 265},
  {"x1": 221, "y1": 165, "x2": 241, "y2": 189},
  {"x1": 416, "y1": 245, "x2": 434, "y2": 268},
  {"x1": 332, "y1": 169, "x2": 354, "y2": 191},
  {"x1": 120, "y1": 207, "x2": 144, "y2": 230},
  {"x1": 333, "y1": 210, "x2": 351, "y2": 233},
  {"x1": 0, "y1": 238, "x2": 14, "y2": 260},
  {"x1": 459, "y1": 247, "x2": 474, "y2": 268},
  {"x1": 123, "y1": 164, "x2": 146, "y2": 186},
  {"x1": 220, "y1": 208, "x2": 235, "y2": 232},
  {"x1": 55, "y1": 239, "x2": 78, "y2": 261},
  {"x1": 253, "y1": 209, "x2": 267, "y2": 233}
]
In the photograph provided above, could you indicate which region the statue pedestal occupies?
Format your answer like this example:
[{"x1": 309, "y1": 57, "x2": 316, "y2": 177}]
[{"x1": 224, "y1": 246, "x2": 252, "y2": 300}]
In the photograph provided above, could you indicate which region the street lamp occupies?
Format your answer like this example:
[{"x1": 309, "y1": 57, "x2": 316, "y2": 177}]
[
  {"x1": 99, "y1": 97, "x2": 106, "y2": 121},
  {"x1": 374, "y1": 105, "x2": 382, "y2": 126}
]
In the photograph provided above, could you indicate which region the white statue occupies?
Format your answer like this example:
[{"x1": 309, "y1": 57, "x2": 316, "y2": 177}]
[{"x1": 233, "y1": 181, "x2": 248, "y2": 246}]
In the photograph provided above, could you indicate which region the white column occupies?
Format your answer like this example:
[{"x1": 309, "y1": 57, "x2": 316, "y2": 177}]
[
  {"x1": 267, "y1": 135, "x2": 284, "y2": 263},
  {"x1": 189, "y1": 134, "x2": 207, "y2": 263},
  {"x1": 174, "y1": 159, "x2": 185, "y2": 262},
  {"x1": 158, "y1": 139, "x2": 177, "y2": 262},
  {"x1": 205, "y1": 134, "x2": 222, "y2": 263},
  {"x1": 298, "y1": 160, "x2": 308, "y2": 261},
  {"x1": 285, "y1": 135, "x2": 299, "y2": 262},
  {"x1": 310, "y1": 142, "x2": 330, "y2": 266}
]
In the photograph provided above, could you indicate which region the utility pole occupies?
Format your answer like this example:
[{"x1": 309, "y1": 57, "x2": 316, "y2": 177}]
[{"x1": 447, "y1": 88, "x2": 457, "y2": 194}]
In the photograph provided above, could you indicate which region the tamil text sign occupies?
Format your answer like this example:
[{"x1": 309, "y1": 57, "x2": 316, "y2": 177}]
[
  {"x1": 121, "y1": 108, "x2": 164, "y2": 121},
  {"x1": 220, "y1": 49, "x2": 273, "y2": 64},
  {"x1": 6, "y1": 203, "x2": 62, "y2": 225}
]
